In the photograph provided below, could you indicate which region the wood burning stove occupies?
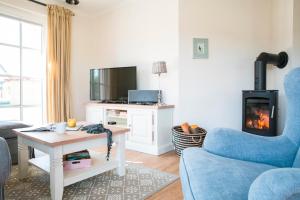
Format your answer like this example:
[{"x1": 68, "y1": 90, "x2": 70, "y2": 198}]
[
  {"x1": 242, "y1": 90, "x2": 277, "y2": 136},
  {"x1": 242, "y1": 52, "x2": 288, "y2": 136}
]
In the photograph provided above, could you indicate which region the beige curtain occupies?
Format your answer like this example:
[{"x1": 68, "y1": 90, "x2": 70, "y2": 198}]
[{"x1": 47, "y1": 5, "x2": 74, "y2": 123}]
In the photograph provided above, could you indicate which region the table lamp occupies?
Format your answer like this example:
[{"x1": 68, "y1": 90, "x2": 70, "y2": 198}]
[{"x1": 152, "y1": 61, "x2": 167, "y2": 104}]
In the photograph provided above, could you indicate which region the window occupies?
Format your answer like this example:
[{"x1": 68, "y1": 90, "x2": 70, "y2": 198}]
[{"x1": 0, "y1": 15, "x2": 44, "y2": 125}]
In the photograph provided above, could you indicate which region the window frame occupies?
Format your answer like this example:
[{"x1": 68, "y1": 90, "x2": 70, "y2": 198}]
[{"x1": 0, "y1": 11, "x2": 46, "y2": 124}]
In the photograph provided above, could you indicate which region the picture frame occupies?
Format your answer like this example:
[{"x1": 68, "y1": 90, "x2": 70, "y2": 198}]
[{"x1": 193, "y1": 38, "x2": 209, "y2": 59}]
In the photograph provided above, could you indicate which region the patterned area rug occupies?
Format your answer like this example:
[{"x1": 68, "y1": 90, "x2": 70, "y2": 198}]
[{"x1": 5, "y1": 164, "x2": 178, "y2": 200}]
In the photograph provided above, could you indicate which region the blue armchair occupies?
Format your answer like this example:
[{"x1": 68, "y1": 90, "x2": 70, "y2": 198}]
[
  {"x1": 180, "y1": 67, "x2": 300, "y2": 200},
  {"x1": 0, "y1": 137, "x2": 11, "y2": 200}
]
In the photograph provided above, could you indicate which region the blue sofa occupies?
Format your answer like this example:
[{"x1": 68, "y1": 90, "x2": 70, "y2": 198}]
[{"x1": 180, "y1": 67, "x2": 300, "y2": 200}]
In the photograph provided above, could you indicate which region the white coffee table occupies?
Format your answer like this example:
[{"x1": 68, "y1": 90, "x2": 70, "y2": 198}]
[{"x1": 14, "y1": 125, "x2": 129, "y2": 200}]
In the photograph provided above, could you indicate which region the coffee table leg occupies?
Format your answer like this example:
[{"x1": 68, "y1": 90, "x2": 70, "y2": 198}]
[
  {"x1": 18, "y1": 137, "x2": 29, "y2": 179},
  {"x1": 116, "y1": 134, "x2": 125, "y2": 176},
  {"x1": 50, "y1": 146, "x2": 64, "y2": 200}
]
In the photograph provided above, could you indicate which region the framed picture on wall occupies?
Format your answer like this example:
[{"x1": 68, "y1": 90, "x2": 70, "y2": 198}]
[{"x1": 193, "y1": 38, "x2": 209, "y2": 59}]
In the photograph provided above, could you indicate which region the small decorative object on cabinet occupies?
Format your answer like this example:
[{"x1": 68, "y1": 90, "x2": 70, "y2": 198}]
[
  {"x1": 172, "y1": 125, "x2": 207, "y2": 156},
  {"x1": 152, "y1": 61, "x2": 167, "y2": 104}
]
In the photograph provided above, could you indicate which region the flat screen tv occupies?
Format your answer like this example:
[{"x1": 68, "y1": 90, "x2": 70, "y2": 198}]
[{"x1": 90, "y1": 66, "x2": 137, "y2": 101}]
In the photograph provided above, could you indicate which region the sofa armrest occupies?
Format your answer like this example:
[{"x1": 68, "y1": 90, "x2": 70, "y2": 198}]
[
  {"x1": 0, "y1": 137, "x2": 11, "y2": 184},
  {"x1": 249, "y1": 168, "x2": 300, "y2": 200},
  {"x1": 0, "y1": 121, "x2": 31, "y2": 139},
  {"x1": 203, "y1": 128, "x2": 296, "y2": 167}
]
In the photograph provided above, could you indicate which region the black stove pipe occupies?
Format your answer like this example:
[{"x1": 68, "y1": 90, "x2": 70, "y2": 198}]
[{"x1": 254, "y1": 52, "x2": 288, "y2": 90}]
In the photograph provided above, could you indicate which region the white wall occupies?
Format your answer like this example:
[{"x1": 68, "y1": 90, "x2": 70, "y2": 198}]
[
  {"x1": 178, "y1": 0, "x2": 273, "y2": 131},
  {"x1": 268, "y1": 0, "x2": 294, "y2": 132},
  {"x1": 3, "y1": 0, "x2": 298, "y2": 130},
  {"x1": 70, "y1": 15, "x2": 97, "y2": 119},
  {"x1": 293, "y1": 0, "x2": 300, "y2": 67},
  {"x1": 87, "y1": 0, "x2": 297, "y2": 132},
  {"x1": 89, "y1": 0, "x2": 179, "y2": 121},
  {"x1": 0, "y1": 0, "x2": 46, "y2": 16}
]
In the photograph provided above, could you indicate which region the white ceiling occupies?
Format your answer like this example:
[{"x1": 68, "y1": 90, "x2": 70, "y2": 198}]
[{"x1": 43, "y1": 0, "x2": 124, "y2": 17}]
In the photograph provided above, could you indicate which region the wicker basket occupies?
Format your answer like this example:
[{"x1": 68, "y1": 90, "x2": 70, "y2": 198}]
[{"x1": 172, "y1": 126, "x2": 207, "y2": 156}]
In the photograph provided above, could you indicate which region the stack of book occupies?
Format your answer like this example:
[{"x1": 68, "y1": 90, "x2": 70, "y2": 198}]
[{"x1": 63, "y1": 150, "x2": 92, "y2": 170}]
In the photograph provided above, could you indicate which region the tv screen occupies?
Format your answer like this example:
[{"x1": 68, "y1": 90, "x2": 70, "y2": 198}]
[{"x1": 90, "y1": 66, "x2": 137, "y2": 101}]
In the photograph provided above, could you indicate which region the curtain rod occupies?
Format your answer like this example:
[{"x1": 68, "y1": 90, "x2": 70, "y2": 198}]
[{"x1": 28, "y1": 0, "x2": 47, "y2": 7}]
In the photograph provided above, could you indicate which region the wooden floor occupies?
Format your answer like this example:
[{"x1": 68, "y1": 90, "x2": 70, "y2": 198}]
[
  {"x1": 125, "y1": 150, "x2": 183, "y2": 200},
  {"x1": 97, "y1": 147, "x2": 183, "y2": 200}
]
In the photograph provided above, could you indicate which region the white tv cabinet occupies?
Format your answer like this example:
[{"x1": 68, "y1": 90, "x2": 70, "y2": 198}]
[{"x1": 86, "y1": 103, "x2": 175, "y2": 155}]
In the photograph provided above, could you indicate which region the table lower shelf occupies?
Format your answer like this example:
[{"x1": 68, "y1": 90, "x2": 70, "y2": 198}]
[{"x1": 28, "y1": 151, "x2": 118, "y2": 186}]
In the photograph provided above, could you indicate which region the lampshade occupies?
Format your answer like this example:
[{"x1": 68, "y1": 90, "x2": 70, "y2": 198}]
[{"x1": 152, "y1": 61, "x2": 167, "y2": 75}]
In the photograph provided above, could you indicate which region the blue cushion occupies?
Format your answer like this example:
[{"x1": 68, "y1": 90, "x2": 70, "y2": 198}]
[
  {"x1": 293, "y1": 148, "x2": 300, "y2": 167},
  {"x1": 282, "y1": 68, "x2": 300, "y2": 147},
  {"x1": 288, "y1": 194, "x2": 300, "y2": 200},
  {"x1": 204, "y1": 128, "x2": 297, "y2": 168},
  {"x1": 180, "y1": 147, "x2": 276, "y2": 200},
  {"x1": 249, "y1": 168, "x2": 300, "y2": 200}
]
